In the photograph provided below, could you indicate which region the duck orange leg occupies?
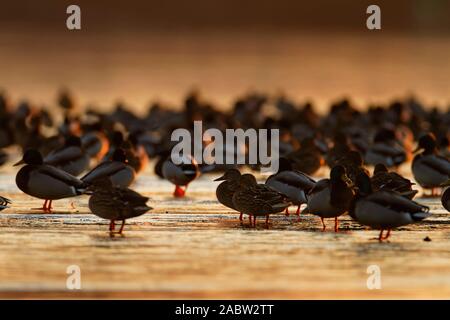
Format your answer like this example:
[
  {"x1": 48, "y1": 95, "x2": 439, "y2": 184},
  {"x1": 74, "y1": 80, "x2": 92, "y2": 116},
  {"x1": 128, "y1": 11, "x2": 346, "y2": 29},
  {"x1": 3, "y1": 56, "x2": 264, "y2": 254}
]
[
  {"x1": 174, "y1": 185, "x2": 186, "y2": 197},
  {"x1": 253, "y1": 216, "x2": 257, "y2": 227},
  {"x1": 382, "y1": 229, "x2": 391, "y2": 240},
  {"x1": 296, "y1": 205, "x2": 301, "y2": 221},
  {"x1": 378, "y1": 229, "x2": 385, "y2": 241},
  {"x1": 265, "y1": 215, "x2": 270, "y2": 228},
  {"x1": 239, "y1": 212, "x2": 243, "y2": 221},
  {"x1": 47, "y1": 200, "x2": 53, "y2": 213},
  {"x1": 320, "y1": 217, "x2": 326, "y2": 231},
  {"x1": 248, "y1": 214, "x2": 253, "y2": 226},
  {"x1": 285, "y1": 208, "x2": 290, "y2": 216},
  {"x1": 334, "y1": 217, "x2": 339, "y2": 232},
  {"x1": 109, "y1": 220, "x2": 116, "y2": 232},
  {"x1": 118, "y1": 220, "x2": 126, "y2": 234}
]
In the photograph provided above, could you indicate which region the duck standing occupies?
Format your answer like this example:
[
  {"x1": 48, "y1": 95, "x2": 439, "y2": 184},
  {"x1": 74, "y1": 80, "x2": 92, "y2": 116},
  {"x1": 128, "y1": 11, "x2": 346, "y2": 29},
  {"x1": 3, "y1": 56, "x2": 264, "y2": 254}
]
[
  {"x1": 44, "y1": 135, "x2": 90, "y2": 176},
  {"x1": 214, "y1": 169, "x2": 243, "y2": 220},
  {"x1": 15, "y1": 149, "x2": 86, "y2": 212},
  {"x1": 162, "y1": 155, "x2": 199, "y2": 197},
  {"x1": 0, "y1": 196, "x2": 11, "y2": 211},
  {"x1": 232, "y1": 174, "x2": 290, "y2": 227},
  {"x1": 305, "y1": 165, "x2": 354, "y2": 232},
  {"x1": 87, "y1": 178, "x2": 152, "y2": 235},
  {"x1": 265, "y1": 158, "x2": 315, "y2": 220},
  {"x1": 81, "y1": 148, "x2": 136, "y2": 188},
  {"x1": 412, "y1": 133, "x2": 450, "y2": 196},
  {"x1": 371, "y1": 163, "x2": 418, "y2": 199},
  {"x1": 352, "y1": 171, "x2": 430, "y2": 241}
]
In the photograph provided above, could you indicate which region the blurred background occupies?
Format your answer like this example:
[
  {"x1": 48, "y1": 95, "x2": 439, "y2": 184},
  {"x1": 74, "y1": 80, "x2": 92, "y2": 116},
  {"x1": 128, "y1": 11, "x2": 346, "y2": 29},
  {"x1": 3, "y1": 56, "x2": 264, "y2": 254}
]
[{"x1": 0, "y1": 0, "x2": 449, "y2": 112}]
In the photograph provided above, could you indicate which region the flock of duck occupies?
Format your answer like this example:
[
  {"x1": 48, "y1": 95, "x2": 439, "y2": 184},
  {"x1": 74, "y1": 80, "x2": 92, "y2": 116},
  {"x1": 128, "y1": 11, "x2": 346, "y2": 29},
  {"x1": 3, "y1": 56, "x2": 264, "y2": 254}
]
[{"x1": 0, "y1": 90, "x2": 449, "y2": 240}]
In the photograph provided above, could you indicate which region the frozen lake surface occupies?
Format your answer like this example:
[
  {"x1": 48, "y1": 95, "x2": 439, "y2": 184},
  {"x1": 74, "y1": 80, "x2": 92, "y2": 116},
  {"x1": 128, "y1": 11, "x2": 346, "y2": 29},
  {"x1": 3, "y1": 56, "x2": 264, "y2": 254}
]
[{"x1": 0, "y1": 165, "x2": 449, "y2": 299}]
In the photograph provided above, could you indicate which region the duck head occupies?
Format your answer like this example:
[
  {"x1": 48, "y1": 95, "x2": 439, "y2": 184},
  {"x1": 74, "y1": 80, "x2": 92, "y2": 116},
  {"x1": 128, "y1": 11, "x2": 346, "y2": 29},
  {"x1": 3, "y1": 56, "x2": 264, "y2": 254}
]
[
  {"x1": 238, "y1": 174, "x2": 258, "y2": 188},
  {"x1": 355, "y1": 171, "x2": 373, "y2": 196},
  {"x1": 330, "y1": 165, "x2": 353, "y2": 187},
  {"x1": 14, "y1": 149, "x2": 43, "y2": 166},
  {"x1": 214, "y1": 169, "x2": 241, "y2": 182},
  {"x1": 112, "y1": 148, "x2": 128, "y2": 163},
  {"x1": 374, "y1": 163, "x2": 388, "y2": 175},
  {"x1": 414, "y1": 133, "x2": 436, "y2": 154}
]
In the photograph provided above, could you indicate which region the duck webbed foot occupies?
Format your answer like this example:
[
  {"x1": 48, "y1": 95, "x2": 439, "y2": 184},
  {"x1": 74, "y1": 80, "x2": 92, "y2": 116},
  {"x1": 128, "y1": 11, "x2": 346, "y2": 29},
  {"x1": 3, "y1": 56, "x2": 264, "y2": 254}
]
[
  {"x1": 34, "y1": 199, "x2": 52, "y2": 212},
  {"x1": 173, "y1": 185, "x2": 186, "y2": 197}
]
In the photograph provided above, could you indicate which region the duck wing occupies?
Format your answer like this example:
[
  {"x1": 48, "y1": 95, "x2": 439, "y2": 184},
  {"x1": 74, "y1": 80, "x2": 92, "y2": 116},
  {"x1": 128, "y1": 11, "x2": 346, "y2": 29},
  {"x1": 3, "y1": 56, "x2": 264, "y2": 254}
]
[
  {"x1": 267, "y1": 171, "x2": 316, "y2": 190},
  {"x1": 81, "y1": 161, "x2": 125, "y2": 183},
  {"x1": 308, "y1": 179, "x2": 330, "y2": 195},
  {"x1": 117, "y1": 187, "x2": 151, "y2": 207},
  {"x1": 421, "y1": 155, "x2": 450, "y2": 176},
  {"x1": 38, "y1": 165, "x2": 85, "y2": 187},
  {"x1": 366, "y1": 191, "x2": 429, "y2": 213},
  {"x1": 44, "y1": 146, "x2": 83, "y2": 165}
]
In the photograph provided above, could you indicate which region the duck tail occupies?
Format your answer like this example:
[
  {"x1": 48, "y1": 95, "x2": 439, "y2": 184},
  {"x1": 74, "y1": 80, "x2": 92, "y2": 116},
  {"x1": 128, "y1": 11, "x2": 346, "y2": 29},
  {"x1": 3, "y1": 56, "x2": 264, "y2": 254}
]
[{"x1": 411, "y1": 207, "x2": 431, "y2": 221}]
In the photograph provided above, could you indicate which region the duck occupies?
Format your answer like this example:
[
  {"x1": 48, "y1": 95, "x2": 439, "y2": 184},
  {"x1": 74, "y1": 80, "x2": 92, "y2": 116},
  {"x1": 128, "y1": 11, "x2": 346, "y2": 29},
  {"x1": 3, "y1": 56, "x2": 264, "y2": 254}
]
[
  {"x1": 265, "y1": 157, "x2": 315, "y2": 219},
  {"x1": 334, "y1": 150, "x2": 369, "y2": 185},
  {"x1": 81, "y1": 148, "x2": 136, "y2": 188},
  {"x1": 364, "y1": 128, "x2": 407, "y2": 168},
  {"x1": 232, "y1": 174, "x2": 291, "y2": 227},
  {"x1": 441, "y1": 179, "x2": 450, "y2": 212},
  {"x1": 412, "y1": 133, "x2": 450, "y2": 196},
  {"x1": 14, "y1": 149, "x2": 86, "y2": 212},
  {"x1": 0, "y1": 196, "x2": 11, "y2": 211},
  {"x1": 81, "y1": 127, "x2": 109, "y2": 161},
  {"x1": 305, "y1": 165, "x2": 355, "y2": 232},
  {"x1": 87, "y1": 177, "x2": 152, "y2": 235},
  {"x1": 285, "y1": 137, "x2": 324, "y2": 175},
  {"x1": 351, "y1": 171, "x2": 430, "y2": 241},
  {"x1": 161, "y1": 155, "x2": 200, "y2": 197},
  {"x1": 44, "y1": 135, "x2": 90, "y2": 176},
  {"x1": 214, "y1": 169, "x2": 243, "y2": 220},
  {"x1": 371, "y1": 163, "x2": 417, "y2": 199}
]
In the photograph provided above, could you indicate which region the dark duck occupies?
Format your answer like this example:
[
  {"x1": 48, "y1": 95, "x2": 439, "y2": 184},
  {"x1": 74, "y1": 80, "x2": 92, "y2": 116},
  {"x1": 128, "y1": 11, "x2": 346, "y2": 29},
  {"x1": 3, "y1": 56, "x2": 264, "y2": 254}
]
[{"x1": 214, "y1": 169, "x2": 243, "y2": 220}]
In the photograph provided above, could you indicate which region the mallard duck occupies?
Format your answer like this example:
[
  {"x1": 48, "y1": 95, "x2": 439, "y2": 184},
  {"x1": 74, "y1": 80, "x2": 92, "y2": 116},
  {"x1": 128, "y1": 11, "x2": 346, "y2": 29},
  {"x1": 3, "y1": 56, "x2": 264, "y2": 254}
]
[
  {"x1": 365, "y1": 129, "x2": 407, "y2": 168},
  {"x1": 0, "y1": 196, "x2": 11, "y2": 211},
  {"x1": 232, "y1": 174, "x2": 291, "y2": 227},
  {"x1": 305, "y1": 165, "x2": 354, "y2": 232},
  {"x1": 265, "y1": 157, "x2": 315, "y2": 219},
  {"x1": 371, "y1": 163, "x2": 418, "y2": 199},
  {"x1": 285, "y1": 137, "x2": 324, "y2": 175},
  {"x1": 87, "y1": 177, "x2": 152, "y2": 235},
  {"x1": 81, "y1": 148, "x2": 136, "y2": 188},
  {"x1": 214, "y1": 169, "x2": 243, "y2": 220},
  {"x1": 44, "y1": 135, "x2": 90, "y2": 176},
  {"x1": 352, "y1": 171, "x2": 430, "y2": 241},
  {"x1": 14, "y1": 149, "x2": 85, "y2": 212},
  {"x1": 81, "y1": 129, "x2": 109, "y2": 161},
  {"x1": 412, "y1": 133, "x2": 450, "y2": 196},
  {"x1": 162, "y1": 155, "x2": 199, "y2": 197},
  {"x1": 441, "y1": 179, "x2": 450, "y2": 212},
  {"x1": 334, "y1": 150, "x2": 369, "y2": 184}
]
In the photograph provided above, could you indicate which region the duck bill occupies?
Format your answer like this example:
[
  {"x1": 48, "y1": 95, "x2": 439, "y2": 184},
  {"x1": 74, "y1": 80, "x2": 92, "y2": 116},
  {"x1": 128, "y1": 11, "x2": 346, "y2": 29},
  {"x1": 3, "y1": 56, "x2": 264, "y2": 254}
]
[
  {"x1": 13, "y1": 159, "x2": 25, "y2": 166},
  {"x1": 214, "y1": 175, "x2": 226, "y2": 181}
]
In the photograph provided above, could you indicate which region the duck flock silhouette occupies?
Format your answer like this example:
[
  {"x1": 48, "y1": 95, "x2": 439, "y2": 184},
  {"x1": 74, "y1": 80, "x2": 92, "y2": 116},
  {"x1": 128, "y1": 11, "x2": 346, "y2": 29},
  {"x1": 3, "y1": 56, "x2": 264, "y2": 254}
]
[{"x1": 0, "y1": 90, "x2": 449, "y2": 241}]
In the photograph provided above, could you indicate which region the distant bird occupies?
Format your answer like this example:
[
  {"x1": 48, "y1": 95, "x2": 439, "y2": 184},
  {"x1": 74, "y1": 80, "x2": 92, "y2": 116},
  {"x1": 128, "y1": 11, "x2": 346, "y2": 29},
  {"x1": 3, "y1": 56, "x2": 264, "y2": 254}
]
[
  {"x1": 0, "y1": 196, "x2": 11, "y2": 211},
  {"x1": 232, "y1": 174, "x2": 291, "y2": 227},
  {"x1": 265, "y1": 157, "x2": 315, "y2": 219},
  {"x1": 214, "y1": 169, "x2": 243, "y2": 220},
  {"x1": 162, "y1": 155, "x2": 199, "y2": 197},
  {"x1": 365, "y1": 129, "x2": 407, "y2": 168},
  {"x1": 44, "y1": 135, "x2": 90, "y2": 176},
  {"x1": 305, "y1": 165, "x2": 354, "y2": 232},
  {"x1": 81, "y1": 129, "x2": 109, "y2": 161},
  {"x1": 412, "y1": 133, "x2": 450, "y2": 196},
  {"x1": 371, "y1": 163, "x2": 418, "y2": 199},
  {"x1": 81, "y1": 148, "x2": 136, "y2": 188},
  {"x1": 87, "y1": 177, "x2": 152, "y2": 235},
  {"x1": 14, "y1": 149, "x2": 85, "y2": 212},
  {"x1": 285, "y1": 137, "x2": 324, "y2": 175},
  {"x1": 352, "y1": 171, "x2": 430, "y2": 241},
  {"x1": 441, "y1": 179, "x2": 450, "y2": 212}
]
